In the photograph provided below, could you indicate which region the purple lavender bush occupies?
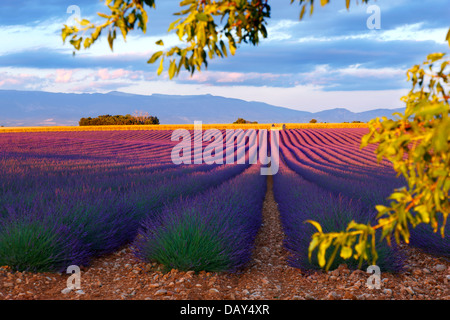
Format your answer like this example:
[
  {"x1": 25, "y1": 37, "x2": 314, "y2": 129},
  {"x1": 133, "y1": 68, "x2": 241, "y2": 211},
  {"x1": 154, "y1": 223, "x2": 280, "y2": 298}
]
[
  {"x1": 273, "y1": 162, "x2": 404, "y2": 272},
  {"x1": 0, "y1": 210, "x2": 89, "y2": 272},
  {"x1": 134, "y1": 165, "x2": 266, "y2": 272},
  {"x1": 280, "y1": 130, "x2": 449, "y2": 258},
  {"x1": 0, "y1": 131, "x2": 252, "y2": 271}
]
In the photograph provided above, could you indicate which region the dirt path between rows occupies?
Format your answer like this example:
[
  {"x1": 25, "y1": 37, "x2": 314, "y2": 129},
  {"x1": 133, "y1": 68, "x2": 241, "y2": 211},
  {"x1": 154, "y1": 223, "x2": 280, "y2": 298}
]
[{"x1": 0, "y1": 176, "x2": 449, "y2": 300}]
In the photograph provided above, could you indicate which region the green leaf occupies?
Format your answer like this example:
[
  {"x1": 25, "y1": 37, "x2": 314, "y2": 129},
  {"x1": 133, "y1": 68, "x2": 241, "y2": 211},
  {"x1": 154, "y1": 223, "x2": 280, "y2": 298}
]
[
  {"x1": 260, "y1": 24, "x2": 268, "y2": 39},
  {"x1": 155, "y1": 39, "x2": 164, "y2": 46},
  {"x1": 196, "y1": 13, "x2": 210, "y2": 22}
]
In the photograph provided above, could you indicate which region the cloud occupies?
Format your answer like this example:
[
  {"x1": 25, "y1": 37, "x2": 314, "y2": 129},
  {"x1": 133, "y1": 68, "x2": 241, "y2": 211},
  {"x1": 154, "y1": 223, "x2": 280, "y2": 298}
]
[
  {"x1": 291, "y1": 23, "x2": 449, "y2": 45},
  {"x1": 0, "y1": 0, "x2": 103, "y2": 27},
  {"x1": 69, "y1": 81, "x2": 134, "y2": 93},
  {"x1": 97, "y1": 68, "x2": 131, "y2": 81},
  {"x1": 38, "y1": 118, "x2": 57, "y2": 125},
  {"x1": 177, "y1": 71, "x2": 283, "y2": 86},
  {"x1": 338, "y1": 64, "x2": 405, "y2": 78},
  {"x1": 0, "y1": 71, "x2": 42, "y2": 89},
  {"x1": 54, "y1": 69, "x2": 73, "y2": 83},
  {"x1": 265, "y1": 20, "x2": 300, "y2": 42}
]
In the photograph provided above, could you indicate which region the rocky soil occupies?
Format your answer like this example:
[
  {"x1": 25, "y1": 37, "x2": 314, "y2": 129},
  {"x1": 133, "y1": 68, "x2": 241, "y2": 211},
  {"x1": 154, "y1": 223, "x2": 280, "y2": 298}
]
[{"x1": 0, "y1": 177, "x2": 448, "y2": 300}]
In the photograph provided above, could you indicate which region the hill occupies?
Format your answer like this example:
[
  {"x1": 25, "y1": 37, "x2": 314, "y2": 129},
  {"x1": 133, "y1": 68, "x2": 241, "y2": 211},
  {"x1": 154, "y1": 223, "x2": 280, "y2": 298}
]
[{"x1": 0, "y1": 90, "x2": 403, "y2": 126}]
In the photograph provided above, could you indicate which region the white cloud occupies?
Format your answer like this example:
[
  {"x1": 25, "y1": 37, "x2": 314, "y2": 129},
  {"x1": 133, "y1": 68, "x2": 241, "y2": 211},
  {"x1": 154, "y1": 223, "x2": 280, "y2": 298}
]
[
  {"x1": 295, "y1": 23, "x2": 448, "y2": 44},
  {"x1": 0, "y1": 15, "x2": 181, "y2": 60},
  {"x1": 336, "y1": 64, "x2": 405, "y2": 78},
  {"x1": 379, "y1": 23, "x2": 448, "y2": 44},
  {"x1": 0, "y1": 23, "x2": 64, "y2": 55},
  {"x1": 265, "y1": 20, "x2": 300, "y2": 42}
]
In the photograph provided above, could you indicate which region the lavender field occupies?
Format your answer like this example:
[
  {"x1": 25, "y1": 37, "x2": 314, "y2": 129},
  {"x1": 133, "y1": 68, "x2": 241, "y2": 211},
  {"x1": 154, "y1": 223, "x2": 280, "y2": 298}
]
[{"x1": 0, "y1": 129, "x2": 447, "y2": 274}]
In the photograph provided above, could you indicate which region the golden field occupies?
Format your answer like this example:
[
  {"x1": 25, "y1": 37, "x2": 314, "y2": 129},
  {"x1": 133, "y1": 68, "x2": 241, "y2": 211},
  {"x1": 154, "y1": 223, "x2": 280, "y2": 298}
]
[{"x1": 0, "y1": 123, "x2": 368, "y2": 133}]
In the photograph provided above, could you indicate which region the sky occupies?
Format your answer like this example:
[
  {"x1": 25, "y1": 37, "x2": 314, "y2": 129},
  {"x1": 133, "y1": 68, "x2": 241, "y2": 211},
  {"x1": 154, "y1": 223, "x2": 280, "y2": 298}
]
[{"x1": 0, "y1": 0, "x2": 449, "y2": 112}]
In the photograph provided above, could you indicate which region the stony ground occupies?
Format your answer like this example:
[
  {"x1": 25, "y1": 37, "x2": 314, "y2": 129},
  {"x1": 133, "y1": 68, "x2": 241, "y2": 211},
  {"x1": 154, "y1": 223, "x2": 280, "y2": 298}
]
[{"x1": 0, "y1": 177, "x2": 449, "y2": 300}]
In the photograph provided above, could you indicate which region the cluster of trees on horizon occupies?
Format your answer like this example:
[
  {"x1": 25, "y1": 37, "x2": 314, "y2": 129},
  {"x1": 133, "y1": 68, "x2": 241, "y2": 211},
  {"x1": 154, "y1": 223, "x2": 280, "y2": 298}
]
[
  {"x1": 233, "y1": 118, "x2": 258, "y2": 124},
  {"x1": 79, "y1": 113, "x2": 159, "y2": 126}
]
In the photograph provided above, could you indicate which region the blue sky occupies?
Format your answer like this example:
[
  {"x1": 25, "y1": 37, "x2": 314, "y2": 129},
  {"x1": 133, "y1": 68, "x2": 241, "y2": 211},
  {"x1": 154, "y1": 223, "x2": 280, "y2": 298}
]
[{"x1": 0, "y1": 0, "x2": 449, "y2": 112}]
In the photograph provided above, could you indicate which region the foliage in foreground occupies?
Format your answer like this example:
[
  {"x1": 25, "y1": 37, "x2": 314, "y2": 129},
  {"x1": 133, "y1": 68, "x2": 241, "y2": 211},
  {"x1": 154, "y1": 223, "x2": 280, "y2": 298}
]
[
  {"x1": 273, "y1": 162, "x2": 403, "y2": 272},
  {"x1": 62, "y1": 1, "x2": 374, "y2": 79},
  {"x1": 307, "y1": 52, "x2": 450, "y2": 270}
]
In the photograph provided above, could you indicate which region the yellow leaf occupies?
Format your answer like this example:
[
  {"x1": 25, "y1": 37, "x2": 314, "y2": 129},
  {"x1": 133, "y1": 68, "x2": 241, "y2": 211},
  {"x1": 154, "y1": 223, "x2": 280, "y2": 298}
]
[
  {"x1": 299, "y1": 5, "x2": 306, "y2": 20},
  {"x1": 229, "y1": 42, "x2": 236, "y2": 55},
  {"x1": 305, "y1": 220, "x2": 323, "y2": 233},
  {"x1": 157, "y1": 57, "x2": 164, "y2": 75},
  {"x1": 308, "y1": 236, "x2": 320, "y2": 261},
  {"x1": 318, "y1": 238, "x2": 332, "y2": 267},
  {"x1": 340, "y1": 246, "x2": 352, "y2": 259}
]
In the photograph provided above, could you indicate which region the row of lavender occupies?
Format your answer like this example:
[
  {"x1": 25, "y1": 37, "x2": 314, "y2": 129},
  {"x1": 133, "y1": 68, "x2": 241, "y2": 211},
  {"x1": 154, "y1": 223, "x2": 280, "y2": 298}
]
[
  {"x1": 134, "y1": 164, "x2": 266, "y2": 272},
  {"x1": 0, "y1": 130, "x2": 261, "y2": 272},
  {"x1": 0, "y1": 130, "x2": 207, "y2": 165},
  {"x1": 1, "y1": 127, "x2": 446, "y2": 274},
  {"x1": 273, "y1": 161, "x2": 404, "y2": 272},
  {"x1": 279, "y1": 130, "x2": 404, "y2": 211},
  {"x1": 278, "y1": 129, "x2": 449, "y2": 260}
]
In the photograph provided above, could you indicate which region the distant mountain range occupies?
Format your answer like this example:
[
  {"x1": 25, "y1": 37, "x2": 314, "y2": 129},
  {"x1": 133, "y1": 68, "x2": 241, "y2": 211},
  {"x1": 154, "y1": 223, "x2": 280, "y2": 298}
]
[{"x1": 0, "y1": 90, "x2": 403, "y2": 126}]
